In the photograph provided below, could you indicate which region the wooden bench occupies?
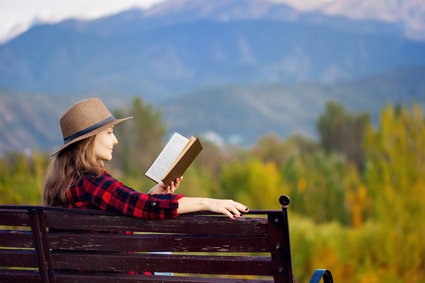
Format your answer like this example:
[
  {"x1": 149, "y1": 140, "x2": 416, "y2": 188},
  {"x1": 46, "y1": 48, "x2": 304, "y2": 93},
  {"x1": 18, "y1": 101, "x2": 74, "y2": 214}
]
[{"x1": 0, "y1": 195, "x2": 333, "y2": 283}]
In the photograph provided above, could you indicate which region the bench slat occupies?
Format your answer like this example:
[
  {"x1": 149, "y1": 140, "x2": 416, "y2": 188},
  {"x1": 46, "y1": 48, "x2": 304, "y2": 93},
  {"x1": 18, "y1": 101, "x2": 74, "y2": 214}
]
[
  {"x1": 47, "y1": 233, "x2": 269, "y2": 252},
  {"x1": 0, "y1": 210, "x2": 31, "y2": 226},
  {"x1": 52, "y1": 253, "x2": 273, "y2": 276},
  {"x1": 55, "y1": 272, "x2": 273, "y2": 283},
  {"x1": 0, "y1": 270, "x2": 41, "y2": 282},
  {"x1": 45, "y1": 212, "x2": 268, "y2": 236},
  {"x1": 0, "y1": 249, "x2": 38, "y2": 268},
  {"x1": 0, "y1": 230, "x2": 34, "y2": 248}
]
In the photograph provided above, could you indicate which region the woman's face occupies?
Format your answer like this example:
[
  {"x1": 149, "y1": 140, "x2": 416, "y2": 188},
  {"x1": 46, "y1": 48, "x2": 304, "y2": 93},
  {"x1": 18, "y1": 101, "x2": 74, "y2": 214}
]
[{"x1": 94, "y1": 127, "x2": 118, "y2": 161}]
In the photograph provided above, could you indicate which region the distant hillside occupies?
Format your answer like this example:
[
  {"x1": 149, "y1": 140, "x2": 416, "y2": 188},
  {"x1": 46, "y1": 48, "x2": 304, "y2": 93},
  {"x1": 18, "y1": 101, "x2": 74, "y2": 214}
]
[
  {"x1": 1, "y1": 65, "x2": 422, "y2": 153},
  {"x1": 160, "y1": 66, "x2": 425, "y2": 145},
  {"x1": 1, "y1": 0, "x2": 425, "y2": 101},
  {"x1": 0, "y1": 92, "x2": 132, "y2": 153},
  {"x1": 0, "y1": 66, "x2": 425, "y2": 154}
]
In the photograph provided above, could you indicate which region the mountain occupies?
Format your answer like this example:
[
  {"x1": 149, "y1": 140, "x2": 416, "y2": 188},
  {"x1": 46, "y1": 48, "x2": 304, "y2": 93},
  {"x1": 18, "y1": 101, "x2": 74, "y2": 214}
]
[
  {"x1": 1, "y1": 65, "x2": 424, "y2": 153},
  {"x1": 318, "y1": 0, "x2": 425, "y2": 41},
  {"x1": 276, "y1": 0, "x2": 425, "y2": 41},
  {"x1": 1, "y1": 0, "x2": 425, "y2": 152},
  {"x1": 1, "y1": 0, "x2": 425, "y2": 101}
]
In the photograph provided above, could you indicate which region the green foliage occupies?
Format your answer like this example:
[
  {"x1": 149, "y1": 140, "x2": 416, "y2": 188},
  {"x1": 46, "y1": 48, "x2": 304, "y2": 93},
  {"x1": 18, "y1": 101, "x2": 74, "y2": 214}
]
[
  {"x1": 252, "y1": 133, "x2": 318, "y2": 165},
  {"x1": 317, "y1": 101, "x2": 370, "y2": 170},
  {"x1": 0, "y1": 151, "x2": 48, "y2": 205},
  {"x1": 111, "y1": 97, "x2": 167, "y2": 177},
  {"x1": 2, "y1": 99, "x2": 425, "y2": 283},
  {"x1": 281, "y1": 150, "x2": 351, "y2": 225},
  {"x1": 174, "y1": 165, "x2": 216, "y2": 198},
  {"x1": 363, "y1": 104, "x2": 425, "y2": 281},
  {"x1": 289, "y1": 216, "x2": 413, "y2": 283},
  {"x1": 220, "y1": 158, "x2": 284, "y2": 210},
  {"x1": 194, "y1": 140, "x2": 229, "y2": 181}
]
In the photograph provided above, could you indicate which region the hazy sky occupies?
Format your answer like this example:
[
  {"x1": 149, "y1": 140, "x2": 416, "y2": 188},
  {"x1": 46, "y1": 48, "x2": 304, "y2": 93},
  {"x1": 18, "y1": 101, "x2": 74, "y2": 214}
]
[{"x1": 0, "y1": 0, "x2": 167, "y2": 43}]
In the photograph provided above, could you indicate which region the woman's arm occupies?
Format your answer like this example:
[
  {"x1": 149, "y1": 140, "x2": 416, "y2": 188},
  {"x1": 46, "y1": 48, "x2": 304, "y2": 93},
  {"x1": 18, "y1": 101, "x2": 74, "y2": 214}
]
[
  {"x1": 76, "y1": 172, "x2": 182, "y2": 219},
  {"x1": 149, "y1": 177, "x2": 249, "y2": 218},
  {"x1": 177, "y1": 197, "x2": 248, "y2": 219},
  {"x1": 148, "y1": 176, "x2": 249, "y2": 218}
]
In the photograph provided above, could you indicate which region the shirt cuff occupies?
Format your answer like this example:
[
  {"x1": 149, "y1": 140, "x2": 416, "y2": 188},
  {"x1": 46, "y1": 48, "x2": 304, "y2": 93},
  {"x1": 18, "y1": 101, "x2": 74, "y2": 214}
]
[{"x1": 145, "y1": 194, "x2": 184, "y2": 219}]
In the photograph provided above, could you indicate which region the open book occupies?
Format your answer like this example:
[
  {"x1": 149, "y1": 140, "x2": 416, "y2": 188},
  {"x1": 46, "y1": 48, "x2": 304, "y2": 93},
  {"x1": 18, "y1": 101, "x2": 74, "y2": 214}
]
[{"x1": 144, "y1": 132, "x2": 203, "y2": 186}]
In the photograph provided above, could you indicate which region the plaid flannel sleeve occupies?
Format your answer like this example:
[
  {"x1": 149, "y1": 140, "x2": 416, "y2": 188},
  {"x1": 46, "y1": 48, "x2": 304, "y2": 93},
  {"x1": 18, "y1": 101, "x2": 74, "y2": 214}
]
[{"x1": 69, "y1": 171, "x2": 184, "y2": 219}]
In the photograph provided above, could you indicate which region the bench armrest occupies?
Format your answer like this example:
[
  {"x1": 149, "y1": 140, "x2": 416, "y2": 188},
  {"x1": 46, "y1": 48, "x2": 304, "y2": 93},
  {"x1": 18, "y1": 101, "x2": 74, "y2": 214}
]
[{"x1": 309, "y1": 269, "x2": 333, "y2": 283}]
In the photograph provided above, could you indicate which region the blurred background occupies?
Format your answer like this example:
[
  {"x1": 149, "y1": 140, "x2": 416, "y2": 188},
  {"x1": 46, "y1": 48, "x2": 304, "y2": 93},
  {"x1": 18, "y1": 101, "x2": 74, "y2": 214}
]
[{"x1": 0, "y1": 0, "x2": 424, "y2": 282}]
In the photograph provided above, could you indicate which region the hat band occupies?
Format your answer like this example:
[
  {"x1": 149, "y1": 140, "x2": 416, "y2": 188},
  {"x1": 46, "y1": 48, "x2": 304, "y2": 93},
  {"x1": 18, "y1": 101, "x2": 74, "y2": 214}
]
[{"x1": 63, "y1": 116, "x2": 116, "y2": 143}]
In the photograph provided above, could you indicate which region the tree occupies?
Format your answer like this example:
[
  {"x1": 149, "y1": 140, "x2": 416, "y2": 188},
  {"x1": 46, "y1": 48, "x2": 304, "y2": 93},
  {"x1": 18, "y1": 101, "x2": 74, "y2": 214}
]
[
  {"x1": 252, "y1": 133, "x2": 318, "y2": 166},
  {"x1": 219, "y1": 158, "x2": 285, "y2": 210},
  {"x1": 317, "y1": 101, "x2": 370, "y2": 170},
  {"x1": 364, "y1": 104, "x2": 425, "y2": 281},
  {"x1": 111, "y1": 97, "x2": 167, "y2": 177},
  {"x1": 281, "y1": 150, "x2": 351, "y2": 225}
]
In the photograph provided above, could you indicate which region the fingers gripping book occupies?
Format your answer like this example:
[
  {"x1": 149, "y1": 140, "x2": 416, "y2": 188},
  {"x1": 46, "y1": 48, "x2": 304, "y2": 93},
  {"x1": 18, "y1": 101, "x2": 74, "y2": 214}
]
[{"x1": 144, "y1": 132, "x2": 203, "y2": 186}]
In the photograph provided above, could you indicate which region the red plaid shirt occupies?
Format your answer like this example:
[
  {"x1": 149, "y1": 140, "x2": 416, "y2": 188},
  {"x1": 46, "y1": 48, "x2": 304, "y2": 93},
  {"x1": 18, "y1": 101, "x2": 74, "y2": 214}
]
[{"x1": 66, "y1": 170, "x2": 183, "y2": 219}]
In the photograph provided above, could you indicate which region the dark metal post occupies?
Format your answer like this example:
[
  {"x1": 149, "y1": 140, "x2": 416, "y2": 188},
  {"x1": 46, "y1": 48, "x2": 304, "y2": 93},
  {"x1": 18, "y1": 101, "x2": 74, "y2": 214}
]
[
  {"x1": 29, "y1": 208, "x2": 55, "y2": 283},
  {"x1": 268, "y1": 195, "x2": 295, "y2": 283}
]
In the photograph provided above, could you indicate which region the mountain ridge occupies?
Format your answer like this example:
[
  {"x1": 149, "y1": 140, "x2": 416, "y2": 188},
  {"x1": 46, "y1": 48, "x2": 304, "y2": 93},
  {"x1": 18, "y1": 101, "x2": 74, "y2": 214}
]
[
  {"x1": 275, "y1": 0, "x2": 425, "y2": 41},
  {"x1": 160, "y1": 65, "x2": 425, "y2": 145},
  {"x1": 1, "y1": 12, "x2": 423, "y2": 101},
  {"x1": 1, "y1": 65, "x2": 423, "y2": 153}
]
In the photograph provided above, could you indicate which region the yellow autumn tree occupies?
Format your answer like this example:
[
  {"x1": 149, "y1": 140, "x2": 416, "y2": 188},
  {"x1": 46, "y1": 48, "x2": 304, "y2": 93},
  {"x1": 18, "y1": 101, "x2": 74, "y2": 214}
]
[
  {"x1": 220, "y1": 158, "x2": 285, "y2": 210},
  {"x1": 364, "y1": 104, "x2": 425, "y2": 282}
]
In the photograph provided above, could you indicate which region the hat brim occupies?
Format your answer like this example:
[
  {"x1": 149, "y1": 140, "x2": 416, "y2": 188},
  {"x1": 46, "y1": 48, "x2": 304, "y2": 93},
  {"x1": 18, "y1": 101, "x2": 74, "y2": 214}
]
[{"x1": 51, "y1": 116, "x2": 132, "y2": 156}]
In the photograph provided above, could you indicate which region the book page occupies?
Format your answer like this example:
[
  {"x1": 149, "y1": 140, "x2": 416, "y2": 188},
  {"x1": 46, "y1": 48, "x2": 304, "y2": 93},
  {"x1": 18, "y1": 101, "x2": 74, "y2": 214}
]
[{"x1": 145, "y1": 133, "x2": 189, "y2": 183}]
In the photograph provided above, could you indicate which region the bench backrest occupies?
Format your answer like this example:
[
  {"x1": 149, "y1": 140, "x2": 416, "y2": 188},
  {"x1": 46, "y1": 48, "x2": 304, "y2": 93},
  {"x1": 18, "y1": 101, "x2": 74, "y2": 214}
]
[{"x1": 0, "y1": 196, "x2": 293, "y2": 283}]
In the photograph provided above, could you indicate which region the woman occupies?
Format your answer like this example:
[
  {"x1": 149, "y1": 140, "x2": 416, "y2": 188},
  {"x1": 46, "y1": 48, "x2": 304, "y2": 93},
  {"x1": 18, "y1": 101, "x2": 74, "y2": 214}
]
[{"x1": 43, "y1": 98, "x2": 248, "y2": 219}]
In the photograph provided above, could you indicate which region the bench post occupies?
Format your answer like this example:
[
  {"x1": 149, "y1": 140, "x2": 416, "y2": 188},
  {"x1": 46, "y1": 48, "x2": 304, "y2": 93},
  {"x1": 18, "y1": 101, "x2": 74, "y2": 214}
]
[
  {"x1": 29, "y1": 208, "x2": 55, "y2": 283},
  {"x1": 268, "y1": 195, "x2": 295, "y2": 283}
]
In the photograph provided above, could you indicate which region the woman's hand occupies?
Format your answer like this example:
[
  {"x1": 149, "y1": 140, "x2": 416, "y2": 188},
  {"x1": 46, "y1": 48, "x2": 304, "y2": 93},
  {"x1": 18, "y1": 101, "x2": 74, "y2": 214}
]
[
  {"x1": 177, "y1": 197, "x2": 249, "y2": 219},
  {"x1": 203, "y1": 199, "x2": 249, "y2": 219},
  {"x1": 148, "y1": 176, "x2": 183, "y2": 194}
]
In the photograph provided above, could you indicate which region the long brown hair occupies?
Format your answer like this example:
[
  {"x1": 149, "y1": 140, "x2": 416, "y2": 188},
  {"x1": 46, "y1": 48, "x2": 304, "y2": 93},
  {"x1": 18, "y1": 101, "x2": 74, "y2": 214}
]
[{"x1": 43, "y1": 136, "x2": 104, "y2": 206}]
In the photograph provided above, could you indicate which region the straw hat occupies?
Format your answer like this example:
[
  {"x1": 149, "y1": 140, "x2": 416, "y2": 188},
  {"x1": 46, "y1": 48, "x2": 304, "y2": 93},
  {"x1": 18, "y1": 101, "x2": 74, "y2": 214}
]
[{"x1": 52, "y1": 98, "x2": 132, "y2": 155}]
